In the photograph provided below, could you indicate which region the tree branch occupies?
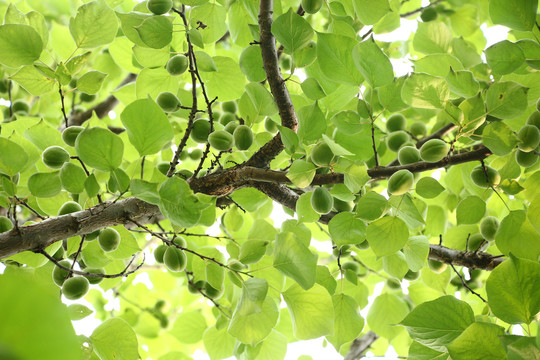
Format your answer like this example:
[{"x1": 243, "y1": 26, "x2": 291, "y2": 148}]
[{"x1": 345, "y1": 331, "x2": 379, "y2": 360}]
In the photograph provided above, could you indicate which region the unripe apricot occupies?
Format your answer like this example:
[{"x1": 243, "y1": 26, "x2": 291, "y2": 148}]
[
  {"x1": 98, "y1": 228, "x2": 121, "y2": 252},
  {"x1": 62, "y1": 276, "x2": 90, "y2": 300},
  {"x1": 386, "y1": 114, "x2": 407, "y2": 132},
  {"x1": 157, "y1": 162, "x2": 170, "y2": 175},
  {"x1": 264, "y1": 117, "x2": 278, "y2": 134},
  {"x1": 410, "y1": 122, "x2": 427, "y2": 138},
  {"x1": 219, "y1": 112, "x2": 236, "y2": 126},
  {"x1": 224, "y1": 121, "x2": 239, "y2": 134},
  {"x1": 311, "y1": 187, "x2": 333, "y2": 215},
  {"x1": 204, "y1": 283, "x2": 223, "y2": 299},
  {"x1": 221, "y1": 101, "x2": 237, "y2": 114},
  {"x1": 419, "y1": 139, "x2": 449, "y2": 162},
  {"x1": 166, "y1": 55, "x2": 188, "y2": 76},
  {"x1": 302, "y1": 0, "x2": 322, "y2": 14},
  {"x1": 154, "y1": 244, "x2": 168, "y2": 263},
  {"x1": 470, "y1": 165, "x2": 500, "y2": 187},
  {"x1": 311, "y1": 142, "x2": 335, "y2": 167},
  {"x1": 0, "y1": 216, "x2": 13, "y2": 233},
  {"x1": 527, "y1": 111, "x2": 540, "y2": 129},
  {"x1": 157, "y1": 92, "x2": 181, "y2": 113},
  {"x1": 58, "y1": 201, "x2": 82, "y2": 215},
  {"x1": 12, "y1": 99, "x2": 29, "y2": 114},
  {"x1": 233, "y1": 125, "x2": 253, "y2": 150},
  {"x1": 397, "y1": 146, "x2": 421, "y2": 165},
  {"x1": 515, "y1": 149, "x2": 538, "y2": 168},
  {"x1": 333, "y1": 198, "x2": 354, "y2": 212},
  {"x1": 342, "y1": 261, "x2": 359, "y2": 273},
  {"x1": 208, "y1": 130, "x2": 234, "y2": 151},
  {"x1": 42, "y1": 146, "x2": 70, "y2": 169},
  {"x1": 480, "y1": 216, "x2": 499, "y2": 241},
  {"x1": 147, "y1": 0, "x2": 172, "y2": 15},
  {"x1": 84, "y1": 268, "x2": 104, "y2": 285},
  {"x1": 388, "y1": 169, "x2": 414, "y2": 196},
  {"x1": 517, "y1": 124, "x2": 540, "y2": 152},
  {"x1": 386, "y1": 131, "x2": 410, "y2": 152},
  {"x1": 62, "y1": 126, "x2": 84, "y2": 147},
  {"x1": 428, "y1": 259, "x2": 447, "y2": 273},
  {"x1": 404, "y1": 270, "x2": 420, "y2": 281},
  {"x1": 163, "y1": 247, "x2": 187, "y2": 272},
  {"x1": 52, "y1": 260, "x2": 71, "y2": 286},
  {"x1": 190, "y1": 119, "x2": 210, "y2": 143},
  {"x1": 189, "y1": 148, "x2": 203, "y2": 160}
]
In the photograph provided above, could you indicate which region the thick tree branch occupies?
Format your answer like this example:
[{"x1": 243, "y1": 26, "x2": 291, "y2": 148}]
[
  {"x1": 68, "y1": 73, "x2": 137, "y2": 127},
  {"x1": 345, "y1": 331, "x2": 379, "y2": 360},
  {"x1": 246, "y1": 0, "x2": 298, "y2": 168}
]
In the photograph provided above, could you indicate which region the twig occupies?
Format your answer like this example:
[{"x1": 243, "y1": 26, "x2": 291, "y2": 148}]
[
  {"x1": 449, "y1": 263, "x2": 487, "y2": 303},
  {"x1": 59, "y1": 85, "x2": 69, "y2": 128}
]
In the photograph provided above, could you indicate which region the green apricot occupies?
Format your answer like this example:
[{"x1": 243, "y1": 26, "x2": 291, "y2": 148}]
[
  {"x1": 204, "y1": 283, "x2": 222, "y2": 299},
  {"x1": 190, "y1": 119, "x2": 211, "y2": 143},
  {"x1": 157, "y1": 92, "x2": 181, "y2": 113},
  {"x1": 154, "y1": 244, "x2": 168, "y2": 263},
  {"x1": 62, "y1": 276, "x2": 90, "y2": 300},
  {"x1": 53, "y1": 260, "x2": 72, "y2": 286},
  {"x1": 410, "y1": 121, "x2": 427, "y2": 138},
  {"x1": 85, "y1": 230, "x2": 100, "y2": 241},
  {"x1": 166, "y1": 55, "x2": 189, "y2": 76},
  {"x1": 420, "y1": 7, "x2": 437, "y2": 22},
  {"x1": 189, "y1": 148, "x2": 203, "y2": 160},
  {"x1": 515, "y1": 149, "x2": 538, "y2": 168},
  {"x1": 480, "y1": 216, "x2": 499, "y2": 241},
  {"x1": 302, "y1": 0, "x2": 322, "y2": 14},
  {"x1": 526, "y1": 111, "x2": 540, "y2": 129},
  {"x1": 386, "y1": 131, "x2": 411, "y2": 152},
  {"x1": 42, "y1": 146, "x2": 70, "y2": 169},
  {"x1": 163, "y1": 247, "x2": 187, "y2": 272},
  {"x1": 177, "y1": 169, "x2": 193, "y2": 178},
  {"x1": 58, "y1": 201, "x2": 82, "y2": 215},
  {"x1": 333, "y1": 245, "x2": 351, "y2": 257},
  {"x1": 397, "y1": 146, "x2": 421, "y2": 165},
  {"x1": 221, "y1": 101, "x2": 237, "y2": 114},
  {"x1": 147, "y1": 0, "x2": 172, "y2": 15},
  {"x1": 311, "y1": 142, "x2": 335, "y2": 167},
  {"x1": 208, "y1": 130, "x2": 234, "y2": 151},
  {"x1": 0, "y1": 79, "x2": 8, "y2": 93},
  {"x1": 342, "y1": 261, "x2": 359, "y2": 273},
  {"x1": 219, "y1": 112, "x2": 236, "y2": 126},
  {"x1": 227, "y1": 260, "x2": 246, "y2": 271},
  {"x1": 188, "y1": 280, "x2": 206, "y2": 294},
  {"x1": 386, "y1": 114, "x2": 407, "y2": 132},
  {"x1": 517, "y1": 124, "x2": 540, "y2": 152},
  {"x1": 470, "y1": 165, "x2": 500, "y2": 187},
  {"x1": 311, "y1": 187, "x2": 333, "y2": 215},
  {"x1": 388, "y1": 169, "x2": 414, "y2": 196},
  {"x1": 80, "y1": 93, "x2": 96, "y2": 103},
  {"x1": 0, "y1": 216, "x2": 13, "y2": 233},
  {"x1": 537, "y1": 98, "x2": 540, "y2": 112},
  {"x1": 173, "y1": 236, "x2": 187, "y2": 247},
  {"x1": 419, "y1": 139, "x2": 449, "y2": 162},
  {"x1": 264, "y1": 117, "x2": 278, "y2": 134},
  {"x1": 12, "y1": 99, "x2": 29, "y2": 114},
  {"x1": 355, "y1": 239, "x2": 369, "y2": 250},
  {"x1": 224, "y1": 121, "x2": 239, "y2": 134},
  {"x1": 404, "y1": 270, "x2": 420, "y2": 281},
  {"x1": 52, "y1": 247, "x2": 65, "y2": 261},
  {"x1": 233, "y1": 125, "x2": 253, "y2": 151},
  {"x1": 468, "y1": 233, "x2": 485, "y2": 251},
  {"x1": 333, "y1": 198, "x2": 354, "y2": 212},
  {"x1": 157, "y1": 161, "x2": 170, "y2": 175},
  {"x1": 84, "y1": 268, "x2": 104, "y2": 285},
  {"x1": 98, "y1": 228, "x2": 121, "y2": 252},
  {"x1": 386, "y1": 278, "x2": 401, "y2": 289},
  {"x1": 62, "y1": 126, "x2": 84, "y2": 147},
  {"x1": 428, "y1": 259, "x2": 447, "y2": 273}
]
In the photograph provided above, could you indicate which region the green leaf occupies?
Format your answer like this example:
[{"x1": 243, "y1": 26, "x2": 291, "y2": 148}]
[
  {"x1": 190, "y1": 3, "x2": 227, "y2": 44},
  {"x1": 0, "y1": 270, "x2": 82, "y2": 360},
  {"x1": 317, "y1": 32, "x2": 364, "y2": 86},
  {"x1": 367, "y1": 293, "x2": 409, "y2": 339},
  {"x1": 367, "y1": 216, "x2": 409, "y2": 257},
  {"x1": 120, "y1": 98, "x2": 173, "y2": 156},
  {"x1": 352, "y1": 0, "x2": 391, "y2": 25},
  {"x1": 456, "y1": 196, "x2": 486, "y2": 225},
  {"x1": 407, "y1": 341, "x2": 446, "y2": 360},
  {"x1": 415, "y1": 177, "x2": 445, "y2": 199},
  {"x1": 0, "y1": 24, "x2": 43, "y2": 67},
  {"x1": 447, "y1": 322, "x2": 506, "y2": 360},
  {"x1": 383, "y1": 251, "x2": 409, "y2": 279},
  {"x1": 271, "y1": 8, "x2": 313, "y2": 53},
  {"x1": 67, "y1": 304, "x2": 93, "y2": 321},
  {"x1": 486, "y1": 81, "x2": 528, "y2": 119},
  {"x1": 60, "y1": 163, "x2": 86, "y2": 194},
  {"x1": 136, "y1": 68, "x2": 179, "y2": 99},
  {"x1": 245, "y1": 83, "x2": 278, "y2": 117},
  {"x1": 69, "y1": 0, "x2": 118, "y2": 48},
  {"x1": 239, "y1": 45, "x2": 266, "y2": 82},
  {"x1": 286, "y1": 159, "x2": 316, "y2": 188},
  {"x1": 283, "y1": 283, "x2": 334, "y2": 340},
  {"x1": 489, "y1": 0, "x2": 538, "y2": 31},
  {"x1": 278, "y1": 126, "x2": 299, "y2": 154},
  {"x1": 76, "y1": 70, "x2": 108, "y2": 94},
  {"x1": 85, "y1": 173, "x2": 100, "y2": 198},
  {"x1": 352, "y1": 36, "x2": 394, "y2": 88},
  {"x1": 171, "y1": 311, "x2": 207, "y2": 344},
  {"x1": 482, "y1": 121, "x2": 519, "y2": 156},
  {"x1": 327, "y1": 294, "x2": 364, "y2": 351},
  {"x1": 486, "y1": 255, "x2": 540, "y2": 324},
  {"x1": 75, "y1": 127, "x2": 124, "y2": 171},
  {"x1": 129, "y1": 180, "x2": 160, "y2": 204},
  {"x1": 297, "y1": 102, "x2": 326, "y2": 142},
  {"x1": 158, "y1": 177, "x2": 207, "y2": 228},
  {"x1": 91, "y1": 318, "x2": 139, "y2": 360},
  {"x1": 239, "y1": 240, "x2": 269, "y2": 264},
  {"x1": 117, "y1": 11, "x2": 152, "y2": 47},
  {"x1": 402, "y1": 235, "x2": 430, "y2": 272},
  {"x1": 402, "y1": 73, "x2": 449, "y2": 109},
  {"x1": 28, "y1": 171, "x2": 61, "y2": 198},
  {"x1": 0, "y1": 137, "x2": 29, "y2": 176},
  {"x1": 203, "y1": 326, "x2": 236, "y2": 360},
  {"x1": 344, "y1": 164, "x2": 370, "y2": 193},
  {"x1": 414, "y1": 54, "x2": 464, "y2": 77},
  {"x1": 495, "y1": 211, "x2": 540, "y2": 261},
  {"x1": 328, "y1": 212, "x2": 366, "y2": 247},
  {"x1": 485, "y1": 40, "x2": 525, "y2": 75},
  {"x1": 296, "y1": 192, "x2": 320, "y2": 222},
  {"x1": 400, "y1": 295, "x2": 475, "y2": 351},
  {"x1": 378, "y1": 76, "x2": 409, "y2": 112},
  {"x1": 446, "y1": 68, "x2": 480, "y2": 98},
  {"x1": 135, "y1": 15, "x2": 173, "y2": 49},
  {"x1": 202, "y1": 56, "x2": 246, "y2": 102},
  {"x1": 413, "y1": 21, "x2": 452, "y2": 54},
  {"x1": 356, "y1": 191, "x2": 388, "y2": 221},
  {"x1": 273, "y1": 232, "x2": 317, "y2": 290},
  {"x1": 9, "y1": 66, "x2": 55, "y2": 96}
]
